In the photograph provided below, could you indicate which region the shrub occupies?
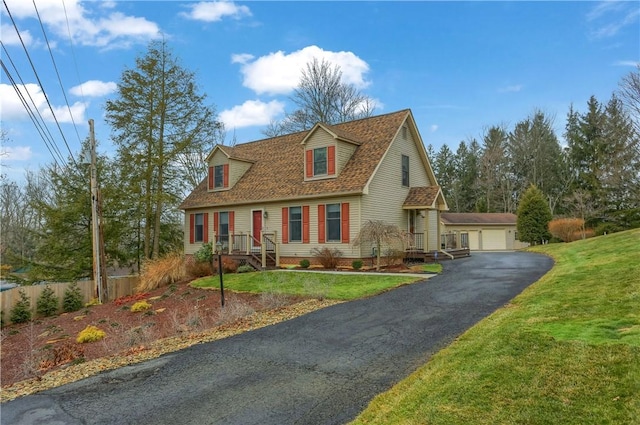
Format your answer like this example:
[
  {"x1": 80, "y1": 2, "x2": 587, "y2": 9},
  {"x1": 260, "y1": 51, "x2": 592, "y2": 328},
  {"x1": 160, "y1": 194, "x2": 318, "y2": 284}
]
[
  {"x1": 237, "y1": 264, "x2": 255, "y2": 273},
  {"x1": 194, "y1": 242, "x2": 213, "y2": 264},
  {"x1": 352, "y1": 259, "x2": 363, "y2": 270},
  {"x1": 138, "y1": 252, "x2": 186, "y2": 292},
  {"x1": 85, "y1": 297, "x2": 101, "y2": 307},
  {"x1": 384, "y1": 249, "x2": 405, "y2": 266},
  {"x1": 63, "y1": 282, "x2": 84, "y2": 312},
  {"x1": 595, "y1": 222, "x2": 623, "y2": 236},
  {"x1": 222, "y1": 258, "x2": 238, "y2": 273},
  {"x1": 311, "y1": 247, "x2": 343, "y2": 269},
  {"x1": 299, "y1": 259, "x2": 310, "y2": 269},
  {"x1": 36, "y1": 285, "x2": 59, "y2": 317},
  {"x1": 186, "y1": 256, "x2": 214, "y2": 278},
  {"x1": 548, "y1": 218, "x2": 585, "y2": 242},
  {"x1": 130, "y1": 300, "x2": 152, "y2": 312},
  {"x1": 10, "y1": 289, "x2": 32, "y2": 324},
  {"x1": 76, "y1": 325, "x2": 106, "y2": 343}
]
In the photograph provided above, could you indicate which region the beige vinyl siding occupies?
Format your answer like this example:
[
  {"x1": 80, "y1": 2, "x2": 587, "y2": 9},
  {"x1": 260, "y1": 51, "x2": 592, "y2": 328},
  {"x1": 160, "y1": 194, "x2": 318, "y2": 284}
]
[
  {"x1": 426, "y1": 209, "x2": 439, "y2": 251},
  {"x1": 183, "y1": 208, "x2": 212, "y2": 255},
  {"x1": 337, "y1": 140, "x2": 357, "y2": 174},
  {"x1": 361, "y1": 129, "x2": 431, "y2": 225},
  {"x1": 229, "y1": 159, "x2": 251, "y2": 188},
  {"x1": 305, "y1": 128, "x2": 334, "y2": 150},
  {"x1": 209, "y1": 150, "x2": 226, "y2": 167},
  {"x1": 184, "y1": 196, "x2": 363, "y2": 258}
]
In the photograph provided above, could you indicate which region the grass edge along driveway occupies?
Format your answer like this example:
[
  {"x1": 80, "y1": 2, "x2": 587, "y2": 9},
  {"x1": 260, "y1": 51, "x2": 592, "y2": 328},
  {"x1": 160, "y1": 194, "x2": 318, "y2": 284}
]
[
  {"x1": 350, "y1": 228, "x2": 640, "y2": 425},
  {"x1": 191, "y1": 269, "x2": 433, "y2": 300}
]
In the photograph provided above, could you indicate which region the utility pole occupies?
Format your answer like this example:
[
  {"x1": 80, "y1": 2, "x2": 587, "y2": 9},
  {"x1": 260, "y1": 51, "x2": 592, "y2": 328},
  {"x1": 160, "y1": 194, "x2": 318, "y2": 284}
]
[{"x1": 88, "y1": 120, "x2": 107, "y2": 303}]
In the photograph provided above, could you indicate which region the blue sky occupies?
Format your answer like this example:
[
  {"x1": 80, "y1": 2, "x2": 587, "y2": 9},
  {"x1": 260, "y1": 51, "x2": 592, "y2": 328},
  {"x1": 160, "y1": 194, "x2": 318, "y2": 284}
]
[{"x1": 1, "y1": 1, "x2": 638, "y2": 183}]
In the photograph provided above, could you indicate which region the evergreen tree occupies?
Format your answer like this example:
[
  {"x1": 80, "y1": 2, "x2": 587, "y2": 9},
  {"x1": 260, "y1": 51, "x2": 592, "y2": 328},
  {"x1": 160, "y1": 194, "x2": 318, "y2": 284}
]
[
  {"x1": 517, "y1": 185, "x2": 552, "y2": 245},
  {"x1": 433, "y1": 144, "x2": 456, "y2": 203},
  {"x1": 105, "y1": 39, "x2": 220, "y2": 260}
]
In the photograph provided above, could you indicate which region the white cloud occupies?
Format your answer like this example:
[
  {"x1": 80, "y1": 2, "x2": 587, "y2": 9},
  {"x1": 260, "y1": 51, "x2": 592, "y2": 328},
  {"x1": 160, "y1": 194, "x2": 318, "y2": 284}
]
[
  {"x1": 41, "y1": 101, "x2": 87, "y2": 124},
  {"x1": 181, "y1": 1, "x2": 252, "y2": 22},
  {"x1": 70, "y1": 80, "x2": 117, "y2": 97},
  {"x1": 499, "y1": 84, "x2": 523, "y2": 93},
  {"x1": 430, "y1": 125, "x2": 439, "y2": 133},
  {"x1": 2, "y1": 0, "x2": 160, "y2": 48},
  {"x1": 219, "y1": 100, "x2": 285, "y2": 129},
  {"x1": 1, "y1": 83, "x2": 86, "y2": 123},
  {"x1": 231, "y1": 53, "x2": 255, "y2": 64},
  {"x1": 0, "y1": 23, "x2": 34, "y2": 46},
  {"x1": 1, "y1": 146, "x2": 32, "y2": 161},
  {"x1": 1, "y1": 83, "x2": 43, "y2": 120},
  {"x1": 234, "y1": 45, "x2": 371, "y2": 95},
  {"x1": 587, "y1": 1, "x2": 640, "y2": 39},
  {"x1": 613, "y1": 60, "x2": 640, "y2": 67}
]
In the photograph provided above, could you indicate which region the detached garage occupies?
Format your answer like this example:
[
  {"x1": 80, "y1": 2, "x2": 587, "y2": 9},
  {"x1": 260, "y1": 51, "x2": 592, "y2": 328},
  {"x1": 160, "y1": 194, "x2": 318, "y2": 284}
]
[{"x1": 440, "y1": 213, "x2": 529, "y2": 251}]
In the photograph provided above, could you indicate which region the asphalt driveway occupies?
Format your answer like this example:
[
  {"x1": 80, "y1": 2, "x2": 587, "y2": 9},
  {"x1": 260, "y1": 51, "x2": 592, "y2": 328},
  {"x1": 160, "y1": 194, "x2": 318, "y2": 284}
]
[{"x1": 2, "y1": 252, "x2": 553, "y2": 425}]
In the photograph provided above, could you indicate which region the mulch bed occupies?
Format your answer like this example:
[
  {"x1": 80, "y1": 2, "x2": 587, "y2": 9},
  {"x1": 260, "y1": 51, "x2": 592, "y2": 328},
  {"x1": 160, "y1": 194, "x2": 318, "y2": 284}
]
[{"x1": 1, "y1": 281, "x2": 340, "y2": 402}]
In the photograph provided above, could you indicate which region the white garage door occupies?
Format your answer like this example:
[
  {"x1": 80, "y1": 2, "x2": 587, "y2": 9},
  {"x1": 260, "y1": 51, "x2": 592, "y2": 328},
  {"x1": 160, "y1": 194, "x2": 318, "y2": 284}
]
[
  {"x1": 482, "y1": 229, "x2": 506, "y2": 250},
  {"x1": 468, "y1": 230, "x2": 480, "y2": 250}
]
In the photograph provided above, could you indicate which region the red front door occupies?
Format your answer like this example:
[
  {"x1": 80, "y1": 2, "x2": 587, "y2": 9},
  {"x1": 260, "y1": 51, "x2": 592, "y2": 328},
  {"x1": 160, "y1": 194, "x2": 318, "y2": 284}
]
[{"x1": 252, "y1": 210, "x2": 262, "y2": 247}]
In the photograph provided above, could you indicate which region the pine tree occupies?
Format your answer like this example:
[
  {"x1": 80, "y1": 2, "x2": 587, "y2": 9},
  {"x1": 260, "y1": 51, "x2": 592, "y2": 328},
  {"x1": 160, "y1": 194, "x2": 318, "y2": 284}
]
[
  {"x1": 105, "y1": 39, "x2": 221, "y2": 260},
  {"x1": 517, "y1": 185, "x2": 552, "y2": 245}
]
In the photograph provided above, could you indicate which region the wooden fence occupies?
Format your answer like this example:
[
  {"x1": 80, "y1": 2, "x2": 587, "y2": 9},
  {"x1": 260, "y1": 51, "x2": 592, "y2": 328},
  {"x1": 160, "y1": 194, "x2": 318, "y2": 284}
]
[{"x1": 1, "y1": 276, "x2": 140, "y2": 324}]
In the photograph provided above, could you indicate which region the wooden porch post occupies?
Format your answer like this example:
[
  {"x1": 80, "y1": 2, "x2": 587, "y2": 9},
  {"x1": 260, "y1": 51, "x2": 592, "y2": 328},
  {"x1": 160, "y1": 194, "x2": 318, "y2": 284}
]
[
  {"x1": 261, "y1": 230, "x2": 266, "y2": 269},
  {"x1": 245, "y1": 233, "x2": 250, "y2": 255},
  {"x1": 274, "y1": 230, "x2": 280, "y2": 267}
]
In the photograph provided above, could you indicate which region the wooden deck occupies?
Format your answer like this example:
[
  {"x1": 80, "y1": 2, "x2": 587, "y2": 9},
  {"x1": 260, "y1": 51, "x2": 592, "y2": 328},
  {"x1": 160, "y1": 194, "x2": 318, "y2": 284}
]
[{"x1": 405, "y1": 248, "x2": 470, "y2": 262}]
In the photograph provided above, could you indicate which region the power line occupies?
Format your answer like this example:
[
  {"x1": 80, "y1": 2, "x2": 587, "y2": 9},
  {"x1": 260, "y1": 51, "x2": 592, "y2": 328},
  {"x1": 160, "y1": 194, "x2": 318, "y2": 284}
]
[
  {"x1": 32, "y1": 0, "x2": 83, "y2": 163},
  {"x1": 2, "y1": 0, "x2": 79, "y2": 168},
  {"x1": 0, "y1": 57, "x2": 64, "y2": 168}
]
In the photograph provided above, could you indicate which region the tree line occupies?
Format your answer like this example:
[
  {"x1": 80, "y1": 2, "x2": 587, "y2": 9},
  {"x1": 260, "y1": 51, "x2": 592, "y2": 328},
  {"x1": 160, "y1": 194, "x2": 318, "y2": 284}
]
[
  {"x1": 0, "y1": 38, "x2": 638, "y2": 281},
  {"x1": 429, "y1": 82, "x2": 640, "y2": 235}
]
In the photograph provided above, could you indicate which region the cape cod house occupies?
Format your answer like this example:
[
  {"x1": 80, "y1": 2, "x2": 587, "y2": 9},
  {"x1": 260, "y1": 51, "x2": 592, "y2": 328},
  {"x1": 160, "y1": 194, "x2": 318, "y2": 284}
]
[{"x1": 180, "y1": 109, "x2": 449, "y2": 268}]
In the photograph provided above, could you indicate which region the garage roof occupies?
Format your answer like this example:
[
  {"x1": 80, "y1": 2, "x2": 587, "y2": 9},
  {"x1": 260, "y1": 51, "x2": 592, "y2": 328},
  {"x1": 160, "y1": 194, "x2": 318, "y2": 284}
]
[{"x1": 441, "y1": 213, "x2": 517, "y2": 225}]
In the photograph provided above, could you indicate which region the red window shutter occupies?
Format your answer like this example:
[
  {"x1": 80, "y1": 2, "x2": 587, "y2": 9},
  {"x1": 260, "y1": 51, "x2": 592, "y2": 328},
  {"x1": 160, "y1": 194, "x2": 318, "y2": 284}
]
[
  {"x1": 318, "y1": 204, "x2": 326, "y2": 243},
  {"x1": 328, "y1": 145, "x2": 336, "y2": 175},
  {"x1": 208, "y1": 167, "x2": 214, "y2": 190},
  {"x1": 229, "y1": 211, "x2": 234, "y2": 235},
  {"x1": 282, "y1": 207, "x2": 289, "y2": 244},
  {"x1": 203, "y1": 213, "x2": 209, "y2": 243},
  {"x1": 302, "y1": 205, "x2": 310, "y2": 243},
  {"x1": 223, "y1": 164, "x2": 229, "y2": 188},
  {"x1": 305, "y1": 150, "x2": 313, "y2": 178},
  {"x1": 189, "y1": 214, "x2": 195, "y2": 244},
  {"x1": 213, "y1": 212, "x2": 219, "y2": 242},
  {"x1": 341, "y1": 203, "x2": 350, "y2": 244}
]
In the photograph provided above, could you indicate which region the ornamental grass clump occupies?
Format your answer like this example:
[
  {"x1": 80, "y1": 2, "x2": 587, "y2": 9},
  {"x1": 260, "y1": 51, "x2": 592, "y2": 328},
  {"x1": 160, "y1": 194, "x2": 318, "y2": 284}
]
[
  {"x1": 76, "y1": 325, "x2": 106, "y2": 343},
  {"x1": 138, "y1": 252, "x2": 186, "y2": 292},
  {"x1": 130, "y1": 300, "x2": 152, "y2": 312}
]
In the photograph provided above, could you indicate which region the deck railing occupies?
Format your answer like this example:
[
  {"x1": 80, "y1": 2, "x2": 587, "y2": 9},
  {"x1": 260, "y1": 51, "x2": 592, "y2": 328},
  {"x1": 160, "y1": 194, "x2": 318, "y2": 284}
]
[{"x1": 407, "y1": 233, "x2": 424, "y2": 251}]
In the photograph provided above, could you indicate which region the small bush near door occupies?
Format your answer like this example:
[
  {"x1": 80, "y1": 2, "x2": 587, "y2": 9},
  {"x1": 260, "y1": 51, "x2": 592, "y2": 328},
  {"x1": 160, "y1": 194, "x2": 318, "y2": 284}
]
[
  {"x1": 311, "y1": 247, "x2": 343, "y2": 269},
  {"x1": 299, "y1": 259, "x2": 310, "y2": 269}
]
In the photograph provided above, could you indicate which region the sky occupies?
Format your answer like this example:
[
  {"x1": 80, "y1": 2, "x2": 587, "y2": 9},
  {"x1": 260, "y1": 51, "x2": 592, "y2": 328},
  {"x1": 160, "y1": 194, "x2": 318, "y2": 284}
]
[{"x1": 1, "y1": 0, "x2": 639, "y2": 183}]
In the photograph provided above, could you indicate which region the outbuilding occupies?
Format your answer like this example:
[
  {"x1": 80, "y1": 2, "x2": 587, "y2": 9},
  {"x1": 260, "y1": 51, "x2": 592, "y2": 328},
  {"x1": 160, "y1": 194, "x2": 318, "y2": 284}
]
[{"x1": 440, "y1": 213, "x2": 529, "y2": 251}]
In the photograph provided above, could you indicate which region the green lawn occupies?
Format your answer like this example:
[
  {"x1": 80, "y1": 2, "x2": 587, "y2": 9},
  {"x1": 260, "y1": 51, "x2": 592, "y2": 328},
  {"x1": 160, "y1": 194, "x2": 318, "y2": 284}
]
[
  {"x1": 191, "y1": 271, "x2": 424, "y2": 300},
  {"x1": 351, "y1": 229, "x2": 640, "y2": 425}
]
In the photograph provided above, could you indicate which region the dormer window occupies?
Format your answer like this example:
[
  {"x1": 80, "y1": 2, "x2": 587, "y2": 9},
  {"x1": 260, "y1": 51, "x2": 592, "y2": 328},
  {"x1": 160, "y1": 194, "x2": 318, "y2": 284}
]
[
  {"x1": 314, "y1": 147, "x2": 327, "y2": 175},
  {"x1": 305, "y1": 145, "x2": 335, "y2": 179},
  {"x1": 208, "y1": 163, "x2": 229, "y2": 190},
  {"x1": 214, "y1": 165, "x2": 224, "y2": 188}
]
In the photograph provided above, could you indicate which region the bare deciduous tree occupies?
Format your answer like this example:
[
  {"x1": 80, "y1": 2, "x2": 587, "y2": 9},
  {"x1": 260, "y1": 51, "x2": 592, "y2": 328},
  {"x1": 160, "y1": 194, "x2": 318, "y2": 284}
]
[
  {"x1": 352, "y1": 220, "x2": 409, "y2": 271},
  {"x1": 618, "y1": 65, "x2": 640, "y2": 135},
  {"x1": 263, "y1": 58, "x2": 375, "y2": 137}
]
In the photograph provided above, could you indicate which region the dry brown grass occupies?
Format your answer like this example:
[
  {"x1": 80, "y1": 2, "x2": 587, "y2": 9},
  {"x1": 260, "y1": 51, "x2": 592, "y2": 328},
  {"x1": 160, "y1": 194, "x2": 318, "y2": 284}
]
[{"x1": 137, "y1": 253, "x2": 186, "y2": 292}]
